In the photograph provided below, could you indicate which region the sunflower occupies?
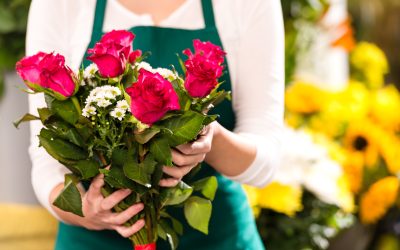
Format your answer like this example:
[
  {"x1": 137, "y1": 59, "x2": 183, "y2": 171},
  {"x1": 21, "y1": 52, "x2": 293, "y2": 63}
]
[
  {"x1": 343, "y1": 120, "x2": 380, "y2": 168},
  {"x1": 360, "y1": 176, "x2": 399, "y2": 224},
  {"x1": 285, "y1": 82, "x2": 330, "y2": 114},
  {"x1": 379, "y1": 133, "x2": 400, "y2": 175},
  {"x1": 343, "y1": 150, "x2": 364, "y2": 194},
  {"x1": 370, "y1": 85, "x2": 400, "y2": 132}
]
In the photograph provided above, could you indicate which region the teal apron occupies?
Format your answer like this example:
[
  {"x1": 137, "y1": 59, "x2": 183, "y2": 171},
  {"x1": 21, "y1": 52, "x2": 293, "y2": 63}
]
[{"x1": 55, "y1": 0, "x2": 265, "y2": 249}]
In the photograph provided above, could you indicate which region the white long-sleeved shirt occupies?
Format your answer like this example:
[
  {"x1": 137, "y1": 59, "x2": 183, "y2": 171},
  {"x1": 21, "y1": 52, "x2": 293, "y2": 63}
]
[{"x1": 26, "y1": 0, "x2": 285, "y2": 218}]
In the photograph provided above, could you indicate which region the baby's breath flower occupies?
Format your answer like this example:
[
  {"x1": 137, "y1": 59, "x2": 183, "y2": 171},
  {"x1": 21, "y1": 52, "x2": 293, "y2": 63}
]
[
  {"x1": 84, "y1": 63, "x2": 98, "y2": 78},
  {"x1": 136, "y1": 61, "x2": 153, "y2": 72},
  {"x1": 155, "y1": 68, "x2": 176, "y2": 79},
  {"x1": 82, "y1": 105, "x2": 97, "y2": 117},
  {"x1": 110, "y1": 107, "x2": 126, "y2": 121},
  {"x1": 116, "y1": 100, "x2": 130, "y2": 110},
  {"x1": 97, "y1": 99, "x2": 112, "y2": 108}
]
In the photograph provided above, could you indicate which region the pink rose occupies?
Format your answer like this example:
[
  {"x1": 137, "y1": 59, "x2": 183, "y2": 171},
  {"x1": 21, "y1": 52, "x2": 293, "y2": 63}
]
[
  {"x1": 16, "y1": 52, "x2": 76, "y2": 98},
  {"x1": 183, "y1": 40, "x2": 225, "y2": 98},
  {"x1": 184, "y1": 55, "x2": 223, "y2": 98},
  {"x1": 87, "y1": 30, "x2": 139, "y2": 78},
  {"x1": 126, "y1": 69, "x2": 180, "y2": 125},
  {"x1": 183, "y1": 39, "x2": 225, "y2": 64}
]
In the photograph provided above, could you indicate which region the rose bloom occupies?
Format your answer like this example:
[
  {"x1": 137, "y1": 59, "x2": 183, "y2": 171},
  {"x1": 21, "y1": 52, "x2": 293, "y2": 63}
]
[
  {"x1": 184, "y1": 39, "x2": 225, "y2": 64},
  {"x1": 184, "y1": 54, "x2": 223, "y2": 98},
  {"x1": 126, "y1": 69, "x2": 180, "y2": 125},
  {"x1": 87, "y1": 30, "x2": 141, "y2": 78},
  {"x1": 183, "y1": 40, "x2": 225, "y2": 98},
  {"x1": 16, "y1": 52, "x2": 76, "y2": 98}
]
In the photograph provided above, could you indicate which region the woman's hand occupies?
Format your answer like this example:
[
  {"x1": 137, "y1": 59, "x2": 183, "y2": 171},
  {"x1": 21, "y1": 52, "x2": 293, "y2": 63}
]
[
  {"x1": 51, "y1": 174, "x2": 145, "y2": 238},
  {"x1": 159, "y1": 123, "x2": 217, "y2": 187}
]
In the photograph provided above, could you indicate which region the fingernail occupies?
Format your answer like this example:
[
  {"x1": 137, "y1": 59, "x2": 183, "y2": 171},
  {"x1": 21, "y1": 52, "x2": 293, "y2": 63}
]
[
  {"x1": 139, "y1": 219, "x2": 145, "y2": 226},
  {"x1": 137, "y1": 203, "x2": 144, "y2": 210}
]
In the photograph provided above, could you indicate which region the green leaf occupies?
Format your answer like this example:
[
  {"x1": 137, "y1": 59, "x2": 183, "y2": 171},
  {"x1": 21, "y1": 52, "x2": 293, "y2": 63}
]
[
  {"x1": 159, "y1": 219, "x2": 179, "y2": 250},
  {"x1": 13, "y1": 113, "x2": 39, "y2": 128},
  {"x1": 38, "y1": 129, "x2": 87, "y2": 162},
  {"x1": 160, "y1": 212, "x2": 184, "y2": 236},
  {"x1": 51, "y1": 99, "x2": 80, "y2": 125},
  {"x1": 160, "y1": 181, "x2": 193, "y2": 206},
  {"x1": 160, "y1": 111, "x2": 205, "y2": 146},
  {"x1": 203, "y1": 114, "x2": 219, "y2": 126},
  {"x1": 149, "y1": 137, "x2": 172, "y2": 166},
  {"x1": 102, "y1": 167, "x2": 138, "y2": 191},
  {"x1": 143, "y1": 153, "x2": 157, "y2": 175},
  {"x1": 123, "y1": 157, "x2": 152, "y2": 188},
  {"x1": 111, "y1": 148, "x2": 129, "y2": 167},
  {"x1": 134, "y1": 127, "x2": 160, "y2": 144},
  {"x1": 184, "y1": 196, "x2": 212, "y2": 234},
  {"x1": 53, "y1": 174, "x2": 83, "y2": 216},
  {"x1": 192, "y1": 176, "x2": 218, "y2": 201},
  {"x1": 37, "y1": 108, "x2": 54, "y2": 124},
  {"x1": 74, "y1": 159, "x2": 99, "y2": 180}
]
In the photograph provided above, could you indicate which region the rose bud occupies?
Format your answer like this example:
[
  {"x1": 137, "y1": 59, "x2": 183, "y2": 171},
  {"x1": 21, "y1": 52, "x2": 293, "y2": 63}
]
[{"x1": 16, "y1": 52, "x2": 77, "y2": 99}]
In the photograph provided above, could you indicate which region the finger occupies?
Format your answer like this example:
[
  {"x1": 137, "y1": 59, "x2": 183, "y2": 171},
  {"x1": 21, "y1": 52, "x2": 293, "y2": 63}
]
[
  {"x1": 100, "y1": 189, "x2": 132, "y2": 211},
  {"x1": 162, "y1": 165, "x2": 193, "y2": 179},
  {"x1": 175, "y1": 135, "x2": 211, "y2": 155},
  {"x1": 159, "y1": 178, "x2": 180, "y2": 187},
  {"x1": 114, "y1": 219, "x2": 145, "y2": 238},
  {"x1": 87, "y1": 173, "x2": 105, "y2": 202},
  {"x1": 107, "y1": 203, "x2": 144, "y2": 225},
  {"x1": 172, "y1": 149, "x2": 205, "y2": 166}
]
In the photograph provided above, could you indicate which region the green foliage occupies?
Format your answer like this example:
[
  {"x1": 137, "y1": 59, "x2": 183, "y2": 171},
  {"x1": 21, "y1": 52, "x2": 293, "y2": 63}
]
[
  {"x1": 0, "y1": 0, "x2": 30, "y2": 99},
  {"x1": 184, "y1": 196, "x2": 212, "y2": 235},
  {"x1": 53, "y1": 174, "x2": 83, "y2": 217},
  {"x1": 160, "y1": 181, "x2": 193, "y2": 206},
  {"x1": 257, "y1": 192, "x2": 354, "y2": 250}
]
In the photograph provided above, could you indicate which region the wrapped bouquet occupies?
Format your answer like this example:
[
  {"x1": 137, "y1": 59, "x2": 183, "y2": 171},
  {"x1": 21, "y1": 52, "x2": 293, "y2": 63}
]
[{"x1": 14, "y1": 30, "x2": 229, "y2": 250}]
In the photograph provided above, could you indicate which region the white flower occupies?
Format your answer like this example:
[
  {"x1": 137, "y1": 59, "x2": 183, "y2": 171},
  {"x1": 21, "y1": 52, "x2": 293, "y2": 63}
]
[
  {"x1": 84, "y1": 63, "x2": 98, "y2": 78},
  {"x1": 154, "y1": 67, "x2": 176, "y2": 79},
  {"x1": 82, "y1": 105, "x2": 96, "y2": 117},
  {"x1": 272, "y1": 125, "x2": 354, "y2": 212},
  {"x1": 96, "y1": 99, "x2": 112, "y2": 108},
  {"x1": 110, "y1": 107, "x2": 126, "y2": 121},
  {"x1": 116, "y1": 100, "x2": 130, "y2": 111},
  {"x1": 135, "y1": 61, "x2": 153, "y2": 72},
  {"x1": 85, "y1": 85, "x2": 121, "y2": 106}
]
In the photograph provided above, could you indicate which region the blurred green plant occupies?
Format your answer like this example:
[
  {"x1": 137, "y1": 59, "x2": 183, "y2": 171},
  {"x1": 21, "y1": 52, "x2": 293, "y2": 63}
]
[
  {"x1": 0, "y1": 0, "x2": 30, "y2": 99},
  {"x1": 282, "y1": 0, "x2": 329, "y2": 84},
  {"x1": 256, "y1": 192, "x2": 354, "y2": 250}
]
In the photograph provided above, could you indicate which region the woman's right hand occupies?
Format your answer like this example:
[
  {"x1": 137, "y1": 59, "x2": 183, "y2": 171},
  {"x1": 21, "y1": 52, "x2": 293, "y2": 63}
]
[{"x1": 50, "y1": 173, "x2": 145, "y2": 238}]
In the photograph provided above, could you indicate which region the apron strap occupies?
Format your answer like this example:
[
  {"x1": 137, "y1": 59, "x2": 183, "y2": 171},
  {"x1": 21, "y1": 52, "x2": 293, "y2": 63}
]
[
  {"x1": 90, "y1": 0, "x2": 107, "y2": 48},
  {"x1": 201, "y1": 0, "x2": 216, "y2": 28}
]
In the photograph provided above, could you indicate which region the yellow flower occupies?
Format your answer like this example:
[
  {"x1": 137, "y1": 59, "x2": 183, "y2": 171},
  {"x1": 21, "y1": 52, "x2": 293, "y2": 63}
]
[
  {"x1": 360, "y1": 176, "x2": 400, "y2": 224},
  {"x1": 242, "y1": 185, "x2": 261, "y2": 217},
  {"x1": 370, "y1": 85, "x2": 400, "y2": 132},
  {"x1": 285, "y1": 82, "x2": 329, "y2": 114},
  {"x1": 343, "y1": 119, "x2": 380, "y2": 168},
  {"x1": 257, "y1": 182, "x2": 303, "y2": 217},
  {"x1": 379, "y1": 133, "x2": 400, "y2": 175},
  {"x1": 343, "y1": 150, "x2": 364, "y2": 194},
  {"x1": 336, "y1": 175, "x2": 355, "y2": 213},
  {"x1": 351, "y1": 42, "x2": 389, "y2": 89}
]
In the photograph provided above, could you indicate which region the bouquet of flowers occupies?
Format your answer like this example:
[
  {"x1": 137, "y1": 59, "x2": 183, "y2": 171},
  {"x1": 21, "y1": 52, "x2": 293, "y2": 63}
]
[{"x1": 14, "y1": 30, "x2": 229, "y2": 250}]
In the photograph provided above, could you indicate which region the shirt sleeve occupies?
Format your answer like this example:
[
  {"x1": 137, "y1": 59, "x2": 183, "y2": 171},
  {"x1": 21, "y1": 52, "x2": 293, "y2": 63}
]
[
  {"x1": 26, "y1": 0, "x2": 72, "y2": 219},
  {"x1": 225, "y1": 0, "x2": 285, "y2": 187}
]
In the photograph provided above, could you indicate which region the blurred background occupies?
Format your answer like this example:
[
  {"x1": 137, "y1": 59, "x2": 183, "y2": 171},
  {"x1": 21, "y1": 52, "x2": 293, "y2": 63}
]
[{"x1": 0, "y1": 0, "x2": 399, "y2": 249}]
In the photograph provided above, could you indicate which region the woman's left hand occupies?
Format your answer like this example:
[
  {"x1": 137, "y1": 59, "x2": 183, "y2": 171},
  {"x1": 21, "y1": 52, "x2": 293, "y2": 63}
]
[{"x1": 159, "y1": 123, "x2": 216, "y2": 187}]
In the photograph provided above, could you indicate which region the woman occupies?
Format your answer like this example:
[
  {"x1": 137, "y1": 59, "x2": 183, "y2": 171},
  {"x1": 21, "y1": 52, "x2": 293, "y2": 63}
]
[{"x1": 27, "y1": 0, "x2": 284, "y2": 249}]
